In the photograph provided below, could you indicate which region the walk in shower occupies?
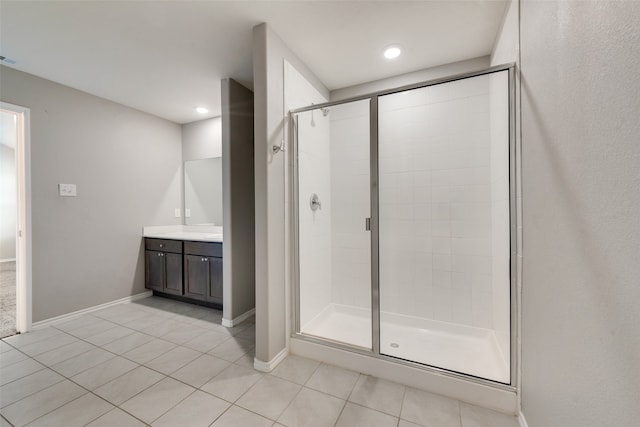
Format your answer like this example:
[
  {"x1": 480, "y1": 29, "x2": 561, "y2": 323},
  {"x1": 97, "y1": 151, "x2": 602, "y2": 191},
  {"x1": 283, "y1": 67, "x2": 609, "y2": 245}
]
[{"x1": 291, "y1": 66, "x2": 515, "y2": 384}]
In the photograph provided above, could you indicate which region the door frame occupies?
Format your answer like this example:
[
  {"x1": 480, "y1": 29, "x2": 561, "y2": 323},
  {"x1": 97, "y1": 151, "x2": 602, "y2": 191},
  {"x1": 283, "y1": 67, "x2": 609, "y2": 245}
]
[{"x1": 1, "y1": 101, "x2": 32, "y2": 333}]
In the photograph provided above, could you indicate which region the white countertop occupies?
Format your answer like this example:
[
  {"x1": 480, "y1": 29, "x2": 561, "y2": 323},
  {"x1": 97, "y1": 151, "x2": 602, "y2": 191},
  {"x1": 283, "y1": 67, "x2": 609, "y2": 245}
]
[{"x1": 142, "y1": 225, "x2": 223, "y2": 243}]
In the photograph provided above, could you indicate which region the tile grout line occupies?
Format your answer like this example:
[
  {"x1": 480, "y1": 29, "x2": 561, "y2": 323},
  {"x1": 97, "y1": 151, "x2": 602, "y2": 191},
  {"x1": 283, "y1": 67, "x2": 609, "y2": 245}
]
[
  {"x1": 1, "y1": 303, "x2": 232, "y2": 426},
  {"x1": 79, "y1": 327, "x2": 254, "y2": 411},
  {"x1": 145, "y1": 385, "x2": 198, "y2": 425},
  {"x1": 6, "y1": 346, "x2": 364, "y2": 425},
  {"x1": 21, "y1": 391, "x2": 105, "y2": 427},
  {"x1": 0, "y1": 414, "x2": 15, "y2": 427},
  {"x1": 331, "y1": 369, "x2": 363, "y2": 427},
  {"x1": 2, "y1": 347, "x2": 154, "y2": 426},
  {"x1": 2, "y1": 298, "x2": 516, "y2": 427},
  {"x1": 2, "y1": 300, "x2": 358, "y2": 427},
  {"x1": 56, "y1": 307, "x2": 236, "y2": 373},
  {"x1": 0, "y1": 368, "x2": 65, "y2": 410},
  {"x1": 6, "y1": 344, "x2": 217, "y2": 423},
  {"x1": 0, "y1": 349, "x2": 49, "y2": 389},
  {"x1": 203, "y1": 402, "x2": 232, "y2": 427},
  {"x1": 268, "y1": 368, "x2": 309, "y2": 424},
  {"x1": 2, "y1": 319, "x2": 245, "y2": 397},
  {"x1": 84, "y1": 309, "x2": 256, "y2": 424},
  {"x1": 398, "y1": 384, "x2": 408, "y2": 425}
]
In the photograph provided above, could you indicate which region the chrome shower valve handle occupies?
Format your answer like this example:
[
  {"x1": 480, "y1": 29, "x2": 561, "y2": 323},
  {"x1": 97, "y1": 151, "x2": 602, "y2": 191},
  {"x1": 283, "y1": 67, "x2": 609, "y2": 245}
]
[{"x1": 310, "y1": 193, "x2": 322, "y2": 211}]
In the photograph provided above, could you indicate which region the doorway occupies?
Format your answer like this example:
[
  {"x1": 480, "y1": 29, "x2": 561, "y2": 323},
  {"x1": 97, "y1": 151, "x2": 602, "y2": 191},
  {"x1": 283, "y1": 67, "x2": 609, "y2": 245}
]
[{"x1": 0, "y1": 102, "x2": 31, "y2": 337}]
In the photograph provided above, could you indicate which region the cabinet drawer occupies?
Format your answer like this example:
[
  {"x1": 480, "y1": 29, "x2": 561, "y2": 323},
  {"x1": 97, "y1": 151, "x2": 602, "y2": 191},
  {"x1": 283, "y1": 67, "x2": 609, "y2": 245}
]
[
  {"x1": 184, "y1": 241, "x2": 222, "y2": 257},
  {"x1": 145, "y1": 238, "x2": 182, "y2": 254}
]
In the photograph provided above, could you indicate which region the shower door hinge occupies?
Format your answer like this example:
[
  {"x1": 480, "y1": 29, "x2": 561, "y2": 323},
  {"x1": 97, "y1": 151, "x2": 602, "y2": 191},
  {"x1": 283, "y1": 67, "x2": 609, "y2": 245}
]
[
  {"x1": 273, "y1": 139, "x2": 285, "y2": 154},
  {"x1": 365, "y1": 217, "x2": 371, "y2": 231}
]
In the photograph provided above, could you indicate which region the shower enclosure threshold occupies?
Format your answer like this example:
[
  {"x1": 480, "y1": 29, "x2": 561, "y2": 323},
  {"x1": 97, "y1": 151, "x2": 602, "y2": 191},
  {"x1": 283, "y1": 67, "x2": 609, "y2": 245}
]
[{"x1": 302, "y1": 303, "x2": 509, "y2": 383}]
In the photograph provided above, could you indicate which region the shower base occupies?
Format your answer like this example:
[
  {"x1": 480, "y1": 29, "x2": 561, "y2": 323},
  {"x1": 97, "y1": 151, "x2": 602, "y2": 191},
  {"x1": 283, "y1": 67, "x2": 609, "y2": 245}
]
[{"x1": 302, "y1": 304, "x2": 509, "y2": 383}]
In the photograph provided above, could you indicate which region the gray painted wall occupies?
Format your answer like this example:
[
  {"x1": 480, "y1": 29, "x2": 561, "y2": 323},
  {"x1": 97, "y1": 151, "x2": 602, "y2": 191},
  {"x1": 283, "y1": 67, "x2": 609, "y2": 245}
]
[
  {"x1": 0, "y1": 65, "x2": 182, "y2": 322},
  {"x1": 253, "y1": 23, "x2": 329, "y2": 363},
  {"x1": 520, "y1": 1, "x2": 640, "y2": 425},
  {"x1": 490, "y1": 0, "x2": 518, "y2": 67},
  {"x1": 331, "y1": 56, "x2": 490, "y2": 101},
  {"x1": 221, "y1": 78, "x2": 255, "y2": 323}
]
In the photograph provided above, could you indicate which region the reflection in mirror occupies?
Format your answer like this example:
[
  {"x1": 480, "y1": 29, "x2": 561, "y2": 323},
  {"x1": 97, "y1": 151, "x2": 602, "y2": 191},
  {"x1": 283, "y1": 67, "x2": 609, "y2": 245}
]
[{"x1": 184, "y1": 157, "x2": 222, "y2": 225}]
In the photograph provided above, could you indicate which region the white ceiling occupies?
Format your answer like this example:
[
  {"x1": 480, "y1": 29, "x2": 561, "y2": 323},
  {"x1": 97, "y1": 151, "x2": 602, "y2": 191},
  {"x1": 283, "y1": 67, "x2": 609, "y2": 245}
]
[{"x1": 0, "y1": 1, "x2": 507, "y2": 124}]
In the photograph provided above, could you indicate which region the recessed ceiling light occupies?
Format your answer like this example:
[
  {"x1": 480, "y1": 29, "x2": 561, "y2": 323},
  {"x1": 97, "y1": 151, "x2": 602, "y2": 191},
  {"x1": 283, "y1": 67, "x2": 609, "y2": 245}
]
[
  {"x1": 195, "y1": 107, "x2": 208, "y2": 114},
  {"x1": 383, "y1": 45, "x2": 402, "y2": 60}
]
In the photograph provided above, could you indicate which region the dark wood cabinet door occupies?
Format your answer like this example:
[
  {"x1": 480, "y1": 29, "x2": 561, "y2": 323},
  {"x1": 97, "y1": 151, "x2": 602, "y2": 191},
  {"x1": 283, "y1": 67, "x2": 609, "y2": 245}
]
[
  {"x1": 183, "y1": 254, "x2": 208, "y2": 301},
  {"x1": 144, "y1": 238, "x2": 222, "y2": 306},
  {"x1": 164, "y1": 252, "x2": 183, "y2": 295},
  {"x1": 145, "y1": 250, "x2": 164, "y2": 291},
  {"x1": 207, "y1": 257, "x2": 223, "y2": 303}
]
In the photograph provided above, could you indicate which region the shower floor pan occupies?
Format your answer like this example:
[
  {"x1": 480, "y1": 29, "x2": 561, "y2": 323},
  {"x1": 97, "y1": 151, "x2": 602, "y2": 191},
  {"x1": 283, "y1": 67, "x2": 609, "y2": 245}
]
[{"x1": 302, "y1": 304, "x2": 509, "y2": 383}]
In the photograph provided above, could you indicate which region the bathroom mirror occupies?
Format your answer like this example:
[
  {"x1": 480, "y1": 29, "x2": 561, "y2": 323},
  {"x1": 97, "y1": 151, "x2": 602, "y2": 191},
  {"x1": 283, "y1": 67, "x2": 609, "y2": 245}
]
[{"x1": 184, "y1": 157, "x2": 222, "y2": 225}]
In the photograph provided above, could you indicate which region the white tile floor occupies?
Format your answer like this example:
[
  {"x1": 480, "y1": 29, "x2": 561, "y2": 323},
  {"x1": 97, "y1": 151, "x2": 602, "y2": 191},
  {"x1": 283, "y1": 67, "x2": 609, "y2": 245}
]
[{"x1": 0, "y1": 296, "x2": 519, "y2": 427}]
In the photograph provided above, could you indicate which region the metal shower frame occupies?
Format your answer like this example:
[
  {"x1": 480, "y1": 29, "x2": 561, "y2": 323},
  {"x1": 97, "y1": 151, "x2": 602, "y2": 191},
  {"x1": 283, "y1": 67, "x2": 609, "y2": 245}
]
[{"x1": 289, "y1": 63, "x2": 518, "y2": 391}]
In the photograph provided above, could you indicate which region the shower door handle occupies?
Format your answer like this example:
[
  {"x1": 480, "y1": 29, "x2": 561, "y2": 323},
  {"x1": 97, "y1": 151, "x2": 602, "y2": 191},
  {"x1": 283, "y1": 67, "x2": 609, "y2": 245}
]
[{"x1": 365, "y1": 217, "x2": 371, "y2": 231}]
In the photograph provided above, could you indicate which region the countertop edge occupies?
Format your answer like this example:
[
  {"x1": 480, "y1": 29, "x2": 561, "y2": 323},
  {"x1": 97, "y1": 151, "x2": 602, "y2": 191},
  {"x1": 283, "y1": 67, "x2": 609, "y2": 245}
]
[{"x1": 143, "y1": 233, "x2": 223, "y2": 243}]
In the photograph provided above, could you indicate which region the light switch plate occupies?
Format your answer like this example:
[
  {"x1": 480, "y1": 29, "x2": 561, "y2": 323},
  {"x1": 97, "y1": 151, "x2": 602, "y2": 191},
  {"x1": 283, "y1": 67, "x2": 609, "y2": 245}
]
[
  {"x1": 185, "y1": 208, "x2": 191, "y2": 218},
  {"x1": 174, "y1": 208, "x2": 181, "y2": 218},
  {"x1": 58, "y1": 183, "x2": 77, "y2": 197}
]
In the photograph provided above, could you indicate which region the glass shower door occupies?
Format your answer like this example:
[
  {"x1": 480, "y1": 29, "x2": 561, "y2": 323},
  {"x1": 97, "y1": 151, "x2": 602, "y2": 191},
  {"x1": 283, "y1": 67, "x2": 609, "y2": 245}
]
[
  {"x1": 295, "y1": 99, "x2": 372, "y2": 349},
  {"x1": 377, "y1": 71, "x2": 511, "y2": 383}
]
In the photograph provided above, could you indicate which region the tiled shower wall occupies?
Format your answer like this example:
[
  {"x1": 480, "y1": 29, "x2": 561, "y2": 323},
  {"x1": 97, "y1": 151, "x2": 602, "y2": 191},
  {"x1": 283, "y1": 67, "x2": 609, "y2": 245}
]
[
  {"x1": 303, "y1": 72, "x2": 511, "y2": 336},
  {"x1": 285, "y1": 62, "x2": 332, "y2": 329},
  {"x1": 377, "y1": 76, "x2": 496, "y2": 329}
]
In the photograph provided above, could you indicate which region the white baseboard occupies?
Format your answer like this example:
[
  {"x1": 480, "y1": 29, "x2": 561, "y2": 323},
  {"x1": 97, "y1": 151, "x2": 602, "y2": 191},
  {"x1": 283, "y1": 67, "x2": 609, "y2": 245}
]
[
  {"x1": 519, "y1": 411, "x2": 529, "y2": 427},
  {"x1": 0, "y1": 258, "x2": 16, "y2": 263},
  {"x1": 222, "y1": 308, "x2": 256, "y2": 327},
  {"x1": 32, "y1": 291, "x2": 152, "y2": 330},
  {"x1": 254, "y1": 347, "x2": 288, "y2": 373}
]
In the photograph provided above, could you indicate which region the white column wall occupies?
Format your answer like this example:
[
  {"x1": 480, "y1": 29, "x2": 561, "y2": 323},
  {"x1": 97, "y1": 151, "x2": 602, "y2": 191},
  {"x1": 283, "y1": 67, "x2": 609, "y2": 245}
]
[
  {"x1": 296, "y1": 113, "x2": 331, "y2": 327},
  {"x1": 286, "y1": 60, "x2": 331, "y2": 328},
  {"x1": 253, "y1": 24, "x2": 329, "y2": 366}
]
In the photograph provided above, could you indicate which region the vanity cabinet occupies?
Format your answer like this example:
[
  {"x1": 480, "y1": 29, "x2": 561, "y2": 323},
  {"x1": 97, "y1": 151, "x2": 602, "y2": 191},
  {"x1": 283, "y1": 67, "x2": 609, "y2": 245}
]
[
  {"x1": 144, "y1": 239, "x2": 183, "y2": 295},
  {"x1": 144, "y1": 238, "x2": 222, "y2": 307},
  {"x1": 183, "y1": 241, "x2": 223, "y2": 304}
]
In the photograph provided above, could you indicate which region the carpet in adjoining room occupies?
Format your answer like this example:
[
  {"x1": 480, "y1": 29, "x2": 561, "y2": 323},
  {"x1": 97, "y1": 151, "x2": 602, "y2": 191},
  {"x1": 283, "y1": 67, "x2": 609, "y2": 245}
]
[{"x1": 0, "y1": 261, "x2": 16, "y2": 338}]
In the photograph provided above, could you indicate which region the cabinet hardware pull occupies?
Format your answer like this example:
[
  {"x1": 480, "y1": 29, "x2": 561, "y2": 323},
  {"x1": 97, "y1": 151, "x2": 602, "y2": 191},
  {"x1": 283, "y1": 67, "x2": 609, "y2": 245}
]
[{"x1": 159, "y1": 244, "x2": 164, "y2": 248}]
